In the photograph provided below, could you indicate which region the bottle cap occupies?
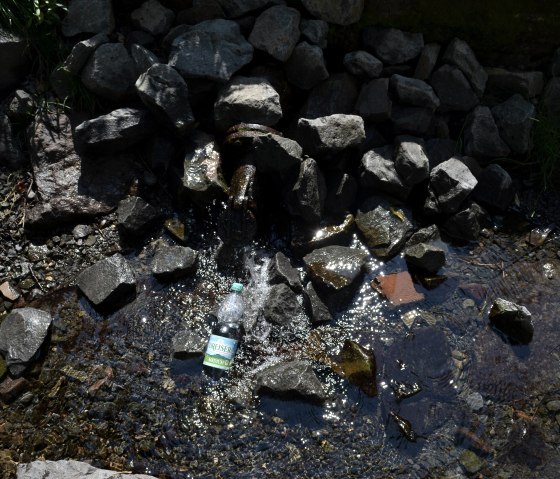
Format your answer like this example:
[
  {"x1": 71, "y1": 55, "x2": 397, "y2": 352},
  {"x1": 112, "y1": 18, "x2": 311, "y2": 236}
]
[{"x1": 231, "y1": 282, "x2": 243, "y2": 293}]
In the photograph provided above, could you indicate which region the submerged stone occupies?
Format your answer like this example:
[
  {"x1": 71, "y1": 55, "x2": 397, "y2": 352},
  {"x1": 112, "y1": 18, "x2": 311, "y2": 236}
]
[
  {"x1": 489, "y1": 298, "x2": 534, "y2": 344},
  {"x1": 262, "y1": 283, "x2": 302, "y2": 327},
  {"x1": 333, "y1": 340, "x2": 377, "y2": 396},
  {"x1": 372, "y1": 271, "x2": 424, "y2": 305}
]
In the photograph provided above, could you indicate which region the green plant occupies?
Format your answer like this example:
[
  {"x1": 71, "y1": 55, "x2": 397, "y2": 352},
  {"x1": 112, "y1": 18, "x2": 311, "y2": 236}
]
[{"x1": 530, "y1": 113, "x2": 560, "y2": 191}]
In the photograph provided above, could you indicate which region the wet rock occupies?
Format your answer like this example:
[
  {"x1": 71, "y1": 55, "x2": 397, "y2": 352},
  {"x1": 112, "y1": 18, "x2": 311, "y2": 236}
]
[
  {"x1": 442, "y1": 38, "x2": 487, "y2": 97},
  {"x1": 251, "y1": 134, "x2": 302, "y2": 173},
  {"x1": 172, "y1": 330, "x2": 207, "y2": 356},
  {"x1": 413, "y1": 43, "x2": 440, "y2": 80},
  {"x1": 62, "y1": 0, "x2": 115, "y2": 37},
  {"x1": 360, "y1": 146, "x2": 410, "y2": 200},
  {"x1": 285, "y1": 158, "x2": 326, "y2": 225},
  {"x1": 263, "y1": 283, "x2": 302, "y2": 327},
  {"x1": 63, "y1": 33, "x2": 110, "y2": 75},
  {"x1": 117, "y1": 196, "x2": 162, "y2": 237},
  {"x1": 267, "y1": 252, "x2": 302, "y2": 292},
  {"x1": 131, "y1": 0, "x2": 174, "y2": 36},
  {"x1": 459, "y1": 450, "x2": 485, "y2": 475},
  {"x1": 299, "y1": 19, "x2": 328, "y2": 49},
  {"x1": 152, "y1": 246, "x2": 198, "y2": 281},
  {"x1": 362, "y1": 27, "x2": 423, "y2": 65},
  {"x1": 81, "y1": 43, "x2": 136, "y2": 102},
  {"x1": 0, "y1": 282, "x2": 20, "y2": 302},
  {"x1": 343, "y1": 51, "x2": 383, "y2": 79},
  {"x1": 74, "y1": 108, "x2": 154, "y2": 152},
  {"x1": 303, "y1": 282, "x2": 332, "y2": 324},
  {"x1": 546, "y1": 400, "x2": 560, "y2": 412},
  {"x1": 394, "y1": 137, "x2": 429, "y2": 186},
  {"x1": 491, "y1": 94, "x2": 535, "y2": 155},
  {"x1": 0, "y1": 308, "x2": 52, "y2": 376},
  {"x1": 391, "y1": 105, "x2": 434, "y2": 136},
  {"x1": 17, "y1": 460, "x2": 158, "y2": 479},
  {"x1": 131, "y1": 44, "x2": 159, "y2": 76},
  {"x1": 181, "y1": 131, "x2": 227, "y2": 205},
  {"x1": 389, "y1": 411, "x2": 417, "y2": 442},
  {"x1": 465, "y1": 391, "x2": 484, "y2": 411},
  {"x1": 541, "y1": 78, "x2": 560, "y2": 121},
  {"x1": 442, "y1": 202, "x2": 485, "y2": 241},
  {"x1": 169, "y1": 19, "x2": 253, "y2": 82},
  {"x1": 249, "y1": 6, "x2": 300, "y2": 61},
  {"x1": 76, "y1": 253, "x2": 136, "y2": 309},
  {"x1": 217, "y1": 0, "x2": 284, "y2": 18},
  {"x1": 295, "y1": 114, "x2": 365, "y2": 158},
  {"x1": 355, "y1": 196, "x2": 413, "y2": 258},
  {"x1": 373, "y1": 271, "x2": 424, "y2": 305},
  {"x1": 300, "y1": 73, "x2": 359, "y2": 119},
  {"x1": 0, "y1": 30, "x2": 28, "y2": 92},
  {"x1": 406, "y1": 225, "x2": 441, "y2": 247},
  {"x1": 430, "y1": 65, "x2": 479, "y2": 112},
  {"x1": 464, "y1": 106, "x2": 510, "y2": 158},
  {"x1": 0, "y1": 376, "x2": 29, "y2": 402},
  {"x1": 7, "y1": 90, "x2": 35, "y2": 122},
  {"x1": 334, "y1": 340, "x2": 377, "y2": 396},
  {"x1": 304, "y1": 245, "x2": 367, "y2": 290},
  {"x1": 164, "y1": 218, "x2": 187, "y2": 243},
  {"x1": 489, "y1": 298, "x2": 533, "y2": 344},
  {"x1": 404, "y1": 242, "x2": 446, "y2": 274},
  {"x1": 0, "y1": 112, "x2": 24, "y2": 169},
  {"x1": 136, "y1": 64, "x2": 195, "y2": 136},
  {"x1": 472, "y1": 164, "x2": 515, "y2": 211},
  {"x1": 354, "y1": 78, "x2": 392, "y2": 122},
  {"x1": 214, "y1": 76, "x2": 282, "y2": 131},
  {"x1": 301, "y1": 0, "x2": 364, "y2": 26},
  {"x1": 255, "y1": 360, "x2": 326, "y2": 403},
  {"x1": 325, "y1": 173, "x2": 358, "y2": 216},
  {"x1": 486, "y1": 67, "x2": 544, "y2": 99},
  {"x1": 285, "y1": 42, "x2": 329, "y2": 90},
  {"x1": 390, "y1": 74, "x2": 440, "y2": 110}
]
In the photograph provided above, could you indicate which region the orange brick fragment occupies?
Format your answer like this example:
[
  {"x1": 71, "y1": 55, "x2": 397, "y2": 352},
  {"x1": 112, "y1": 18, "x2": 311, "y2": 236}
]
[{"x1": 372, "y1": 271, "x2": 424, "y2": 305}]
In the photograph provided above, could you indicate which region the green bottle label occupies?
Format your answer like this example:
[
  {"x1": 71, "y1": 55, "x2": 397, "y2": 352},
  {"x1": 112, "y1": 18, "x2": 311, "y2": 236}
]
[{"x1": 203, "y1": 335, "x2": 239, "y2": 370}]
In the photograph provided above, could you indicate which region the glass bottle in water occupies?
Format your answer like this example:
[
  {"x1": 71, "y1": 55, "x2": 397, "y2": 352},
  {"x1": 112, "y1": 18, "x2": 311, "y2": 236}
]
[{"x1": 203, "y1": 282, "x2": 245, "y2": 380}]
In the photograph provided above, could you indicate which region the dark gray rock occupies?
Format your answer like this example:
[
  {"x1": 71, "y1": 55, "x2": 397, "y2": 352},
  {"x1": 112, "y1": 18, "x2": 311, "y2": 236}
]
[
  {"x1": 295, "y1": 114, "x2": 365, "y2": 158},
  {"x1": 76, "y1": 254, "x2": 136, "y2": 309},
  {"x1": 485, "y1": 67, "x2": 544, "y2": 99},
  {"x1": 63, "y1": 33, "x2": 109, "y2": 75},
  {"x1": 7, "y1": 90, "x2": 35, "y2": 122},
  {"x1": 81, "y1": 43, "x2": 137, "y2": 101},
  {"x1": 430, "y1": 65, "x2": 479, "y2": 112},
  {"x1": 491, "y1": 94, "x2": 535, "y2": 155},
  {"x1": 304, "y1": 282, "x2": 332, "y2": 324},
  {"x1": 391, "y1": 105, "x2": 434, "y2": 136},
  {"x1": 152, "y1": 245, "x2": 198, "y2": 281},
  {"x1": 406, "y1": 224, "x2": 441, "y2": 247},
  {"x1": 72, "y1": 224, "x2": 92, "y2": 239},
  {"x1": 217, "y1": 0, "x2": 284, "y2": 18},
  {"x1": 130, "y1": 44, "x2": 160, "y2": 76},
  {"x1": 181, "y1": 131, "x2": 227, "y2": 205},
  {"x1": 0, "y1": 112, "x2": 24, "y2": 169},
  {"x1": 17, "y1": 460, "x2": 158, "y2": 479},
  {"x1": 249, "y1": 6, "x2": 300, "y2": 61},
  {"x1": 489, "y1": 298, "x2": 533, "y2": 344},
  {"x1": 285, "y1": 157, "x2": 326, "y2": 225},
  {"x1": 267, "y1": 252, "x2": 302, "y2": 292},
  {"x1": 0, "y1": 308, "x2": 52, "y2": 375},
  {"x1": 471, "y1": 164, "x2": 515, "y2": 211},
  {"x1": 442, "y1": 38, "x2": 487, "y2": 97},
  {"x1": 117, "y1": 196, "x2": 162, "y2": 236},
  {"x1": 404, "y1": 242, "x2": 446, "y2": 274},
  {"x1": 464, "y1": 106, "x2": 510, "y2": 158},
  {"x1": 251, "y1": 134, "x2": 302, "y2": 173},
  {"x1": 390, "y1": 74, "x2": 440, "y2": 110},
  {"x1": 362, "y1": 27, "x2": 423, "y2": 65},
  {"x1": 172, "y1": 330, "x2": 207, "y2": 356},
  {"x1": 255, "y1": 360, "x2": 326, "y2": 402},
  {"x1": 394, "y1": 137, "x2": 429, "y2": 186},
  {"x1": 301, "y1": 0, "x2": 364, "y2": 26},
  {"x1": 442, "y1": 202, "x2": 485, "y2": 240},
  {"x1": 300, "y1": 73, "x2": 359, "y2": 119},
  {"x1": 354, "y1": 78, "x2": 392, "y2": 122},
  {"x1": 303, "y1": 245, "x2": 367, "y2": 290},
  {"x1": 262, "y1": 283, "x2": 302, "y2": 327},
  {"x1": 355, "y1": 196, "x2": 414, "y2": 259},
  {"x1": 541, "y1": 78, "x2": 560, "y2": 121},
  {"x1": 62, "y1": 0, "x2": 115, "y2": 37},
  {"x1": 426, "y1": 157, "x2": 478, "y2": 214},
  {"x1": 360, "y1": 146, "x2": 410, "y2": 200},
  {"x1": 214, "y1": 76, "x2": 282, "y2": 131},
  {"x1": 177, "y1": 0, "x2": 225, "y2": 25},
  {"x1": 414, "y1": 43, "x2": 440, "y2": 80},
  {"x1": 425, "y1": 138, "x2": 460, "y2": 169},
  {"x1": 74, "y1": 108, "x2": 154, "y2": 152},
  {"x1": 135, "y1": 64, "x2": 195, "y2": 136},
  {"x1": 131, "y1": 0, "x2": 174, "y2": 36},
  {"x1": 343, "y1": 50, "x2": 383, "y2": 79},
  {"x1": 0, "y1": 30, "x2": 29, "y2": 92},
  {"x1": 285, "y1": 42, "x2": 329, "y2": 90},
  {"x1": 300, "y1": 19, "x2": 328, "y2": 48},
  {"x1": 325, "y1": 172, "x2": 358, "y2": 216},
  {"x1": 169, "y1": 19, "x2": 253, "y2": 82}
]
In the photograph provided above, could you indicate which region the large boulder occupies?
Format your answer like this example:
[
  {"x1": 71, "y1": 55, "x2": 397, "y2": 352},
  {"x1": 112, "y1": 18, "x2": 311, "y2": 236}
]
[
  {"x1": 390, "y1": 74, "x2": 440, "y2": 110},
  {"x1": 360, "y1": 146, "x2": 410, "y2": 200},
  {"x1": 17, "y1": 460, "x2": 157, "y2": 479},
  {"x1": 61, "y1": 0, "x2": 115, "y2": 37},
  {"x1": 303, "y1": 245, "x2": 367, "y2": 290},
  {"x1": 301, "y1": 0, "x2": 364, "y2": 26},
  {"x1": 285, "y1": 42, "x2": 329, "y2": 90},
  {"x1": 362, "y1": 27, "x2": 424, "y2": 65},
  {"x1": 492, "y1": 94, "x2": 535, "y2": 155},
  {"x1": 0, "y1": 30, "x2": 29, "y2": 92},
  {"x1": 463, "y1": 106, "x2": 510, "y2": 158},
  {"x1": 354, "y1": 78, "x2": 392, "y2": 122},
  {"x1": 430, "y1": 65, "x2": 479, "y2": 112},
  {"x1": 248, "y1": 6, "x2": 300, "y2": 61},
  {"x1": 285, "y1": 157, "x2": 326, "y2": 225},
  {"x1": 131, "y1": 0, "x2": 174, "y2": 36},
  {"x1": 442, "y1": 38, "x2": 487, "y2": 97}
]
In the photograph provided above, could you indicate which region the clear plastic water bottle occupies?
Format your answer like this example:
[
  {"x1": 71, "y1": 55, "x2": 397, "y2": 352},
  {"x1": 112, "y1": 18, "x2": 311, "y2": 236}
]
[{"x1": 203, "y1": 282, "x2": 245, "y2": 380}]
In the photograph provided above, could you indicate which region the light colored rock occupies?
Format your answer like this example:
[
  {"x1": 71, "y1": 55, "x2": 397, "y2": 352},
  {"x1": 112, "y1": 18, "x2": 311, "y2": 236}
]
[
  {"x1": 17, "y1": 460, "x2": 157, "y2": 479},
  {"x1": 427, "y1": 158, "x2": 478, "y2": 214}
]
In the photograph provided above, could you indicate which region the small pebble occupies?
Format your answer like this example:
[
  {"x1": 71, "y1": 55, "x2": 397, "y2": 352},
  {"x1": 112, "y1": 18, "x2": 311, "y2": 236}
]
[
  {"x1": 546, "y1": 400, "x2": 560, "y2": 412},
  {"x1": 462, "y1": 299, "x2": 476, "y2": 309}
]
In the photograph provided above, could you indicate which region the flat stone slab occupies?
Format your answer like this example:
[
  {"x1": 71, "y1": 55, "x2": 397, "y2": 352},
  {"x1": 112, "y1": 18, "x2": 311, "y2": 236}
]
[
  {"x1": 17, "y1": 460, "x2": 157, "y2": 479},
  {"x1": 372, "y1": 272, "x2": 424, "y2": 305}
]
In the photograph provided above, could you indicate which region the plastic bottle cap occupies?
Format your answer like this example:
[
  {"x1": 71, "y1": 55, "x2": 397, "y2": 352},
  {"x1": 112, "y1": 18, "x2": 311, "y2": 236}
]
[{"x1": 231, "y1": 282, "x2": 243, "y2": 293}]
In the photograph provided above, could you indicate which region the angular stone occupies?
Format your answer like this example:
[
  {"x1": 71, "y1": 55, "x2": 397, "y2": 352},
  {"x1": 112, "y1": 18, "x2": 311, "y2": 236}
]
[
  {"x1": 542, "y1": 78, "x2": 560, "y2": 121},
  {"x1": 62, "y1": 0, "x2": 115, "y2": 37},
  {"x1": 427, "y1": 158, "x2": 478, "y2": 214},
  {"x1": 214, "y1": 76, "x2": 282, "y2": 131},
  {"x1": 0, "y1": 29, "x2": 28, "y2": 92},
  {"x1": 430, "y1": 65, "x2": 479, "y2": 112},
  {"x1": 442, "y1": 38, "x2": 487, "y2": 96},
  {"x1": 442, "y1": 202, "x2": 485, "y2": 240},
  {"x1": 0, "y1": 308, "x2": 52, "y2": 375},
  {"x1": 262, "y1": 283, "x2": 302, "y2": 327},
  {"x1": 285, "y1": 42, "x2": 329, "y2": 90},
  {"x1": 130, "y1": 44, "x2": 160, "y2": 76},
  {"x1": 343, "y1": 50, "x2": 383, "y2": 79},
  {"x1": 300, "y1": 19, "x2": 328, "y2": 49},
  {"x1": 255, "y1": 360, "x2": 326, "y2": 402},
  {"x1": 169, "y1": 20, "x2": 253, "y2": 82},
  {"x1": 414, "y1": 43, "x2": 440, "y2": 81},
  {"x1": 63, "y1": 33, "x2": 110, "y2": 75},
  {"x1": 300, "y1": 73, "x2": 359, "y2": 119},
  {"x1": 172, "y1": 330, "x2": 207, "y2": 356},
  {"x1": 81, "y1": 43, "x2": 136, "y2": 101},
  {"x1": 391, "y1": 105, "x2": 434, "y2": 136},
  {"x1": 464, "y1": 106, "x2": 510, "y2": 158},
  {"x1": 117, "y1": 196, "x2": 161, "y2": 236},
  {"x1": 304, "y1": 282, "x2": 332, "y2": 324},
  {"x1": 472, "y1": 164, "x2": 515, "y2": 211},
  {"x1": 0, "y1": 282, "x2": 20, "y2": 302},
  {"x1": 7, "y1": 90, "x2": 35, "y2": 122},
  {"x1": 404, "y1": 242, "x2": 446, "y2": 274},
  {"x1": 394, "y1": 137, "x2": 430, "y2": 186},
  {"x1": 295, "y1": 114, "x2": 365, "y2": 158},
  {"x1": 152, "y1": 246, "x2": 198, "y2": 281},
  {"x1": 291, "y1": 214, "x2": 354, "y2": 255},
  {"x1": 216, "y1": 0, "x2": 284, "y2": 18},
  {"x1": 249, "y1": 6, "x2": 300, "y2": 61},
  {"x1": 0, "y1": 112, "x2": 24, "y2": 169},
  {"x1": 136, "y1": 64, "x2": 195, "y2": 136},
  {"x1": 74, "y1": 108, "x2": 154, "y2": 152},
  {"x1": 267, "y1": 252, "x2": 302, "y2": 292},
  {"x1": 390, "y1": 74, "x2": 440, "y2": 110},
  {"x1": 362, "y1": 27, "x2": 423, "y2": 65},
  {"x1": 360, "y1": 146, "x2": 410, "y2": 200},
  {"x1": 486, "y1": 67, "x2": 544, "y2": 99},
  {"x1": 17, "y1": 460, "x2": 158, "y2": 479},
  {"x1": 301, "y1": 0, "x2": 364, "y2": 26},
  {"x1": 354, "y1": 78, "x2": 392, "y2": 122},
  {"x1": 304, "y1": 245, "x2": 367, "y2": 290},
  {"x1": 489, "y1": 298, "x2": 533, "y2": 344},
  {"x1": 76, "y1": 254, "x2": 136, "y2": 309},
  {"x1": 373, "y1": 271, "x2": 424, "y2": 305},
  {"x1": 460, "y1": 450, "x2": 485, "y2": 475},
  {"x1": 131, "y1": 0, "x2": 175, "y2": 36},
  {"x1": 0, "y1": 376, "x2": 29, "y2": 402},
  {"x1": 251, "y1": 134, "x2": 302, "y2": 173},
  {"x1": 492, "y1": 94, "x2": 535, "y2": 155},
  {"x1": 285, "y1": 157, "x2": 326, "y2": 225},
  {"x1": 406, "y1": 224, "x2": 441, "y2": 247}
]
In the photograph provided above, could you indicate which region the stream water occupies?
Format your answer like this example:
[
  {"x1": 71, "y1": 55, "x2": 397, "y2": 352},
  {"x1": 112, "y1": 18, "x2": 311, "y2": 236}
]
[{"x1": 1, "y1": 199, "x2": 560, "y2": 478}]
